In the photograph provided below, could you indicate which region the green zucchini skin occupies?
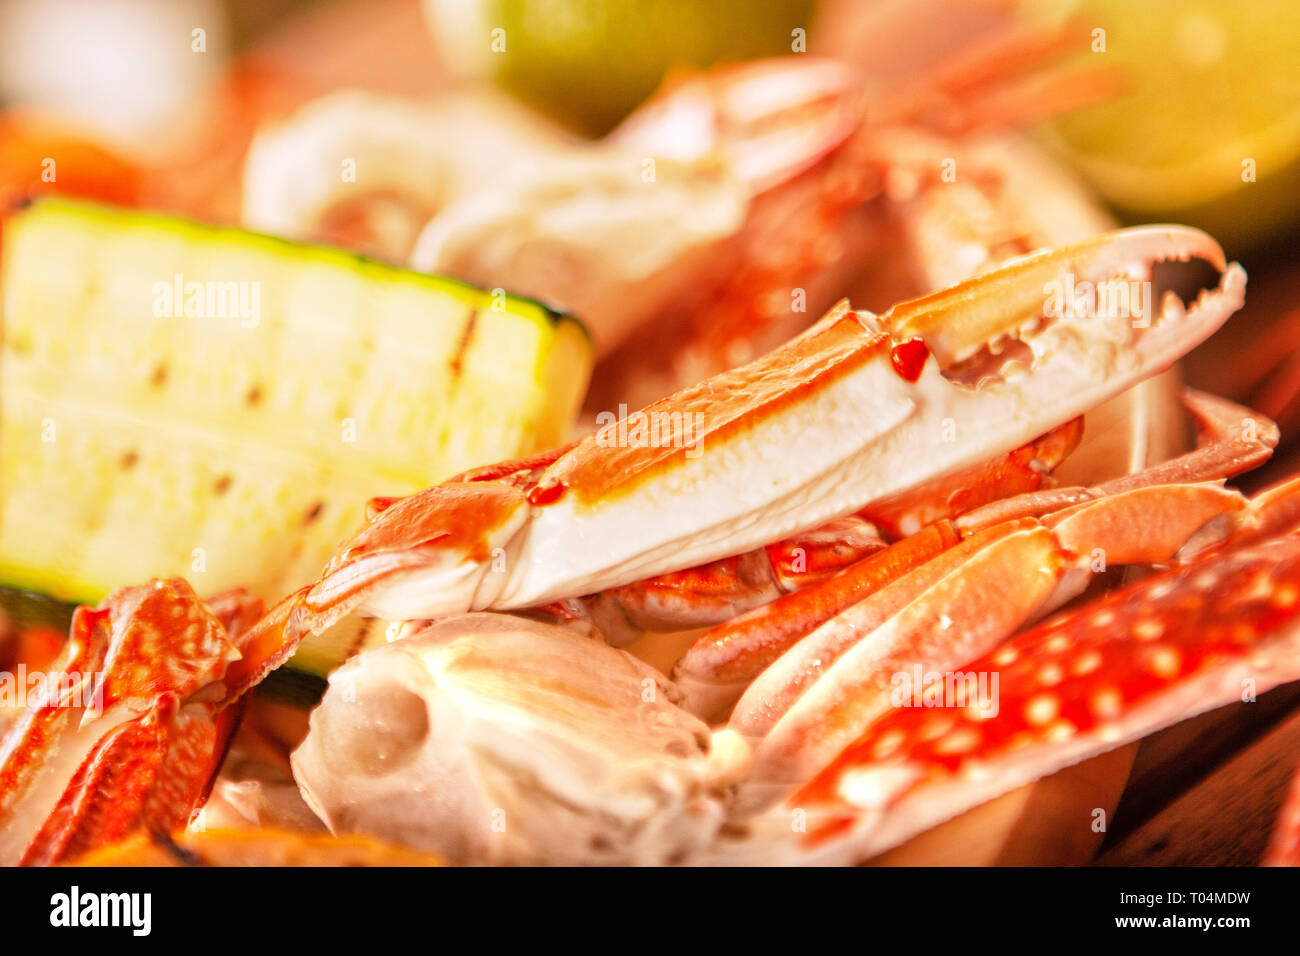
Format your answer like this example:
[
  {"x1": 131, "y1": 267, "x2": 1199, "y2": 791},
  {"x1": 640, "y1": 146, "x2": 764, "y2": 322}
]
[
  {"x1": 254, "y1": 667, "x2": 328, "y2": 709},
  {"x1": 0, "y1": 586, "x2": 76, "y2": 635},
  {"x1": 0, "y1": 198, "x2": 592, "y2": 609}
]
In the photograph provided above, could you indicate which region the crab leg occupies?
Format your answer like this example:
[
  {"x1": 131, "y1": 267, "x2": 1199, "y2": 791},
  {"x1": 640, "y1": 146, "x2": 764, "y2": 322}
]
[
  {"x1": 674, "y1": 391, "x2": 1276, "y2": 719},
  {"x1": 711, "y1": 519, "x2": 1037, "y2": 732},
  {"x1": 737, "y1": 476, "x2": 1300, "y2": 865},
  {"x1": 740, "y1": 481, "x2": 1251, "y2": 792},
  {"x1": 19, "y1": 695, "x2": 229, "y2": 867},
  {"x1": 858, "y1": 416, "x2": 1084, "y2": 540},
  {"x1": 554, "y1": 517, "x2": 887, "y2": 646},
  {"x1": 292, "y1": 227, "x2": 1246, "y2": 639},
  {"x1": 608, "y1": 57, "x2": 860, "y2": 195},
  {"x1": 957, "y1": 389, "x2": 1277, "y2": 533},
  {"x1": 0, "y1": 580, "x2": 286, "y2": 866}
]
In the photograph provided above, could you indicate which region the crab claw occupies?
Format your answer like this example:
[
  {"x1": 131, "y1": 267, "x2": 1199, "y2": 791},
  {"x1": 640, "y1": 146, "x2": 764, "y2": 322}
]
[
  {"x1": 877, "y1": 224, "x2": 1238, "y2": 374},
  {"x1": 0, "y1": 579, "x2": 273, "y2": 866},
  {"x1": 298, "y1": 227, "x2": 1244, "y2": 632}
]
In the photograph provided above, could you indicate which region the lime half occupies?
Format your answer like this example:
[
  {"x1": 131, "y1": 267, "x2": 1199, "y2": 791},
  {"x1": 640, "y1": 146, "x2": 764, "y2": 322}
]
[
  {"x1": 428, "y1": 0, "x2": 816, "y2": 137},
  {"x1": 1035, "y1": 0, "x2": 1300, "y2": 248}
]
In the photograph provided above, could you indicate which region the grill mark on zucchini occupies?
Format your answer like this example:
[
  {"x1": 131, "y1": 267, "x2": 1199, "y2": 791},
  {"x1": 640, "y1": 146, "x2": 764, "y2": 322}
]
[
  {"x1": 0, "y1": 199, "x2": 593, "y2": 604},
  {"x1": 449, "y1": 307, "x2": 480, "y2": 382}
]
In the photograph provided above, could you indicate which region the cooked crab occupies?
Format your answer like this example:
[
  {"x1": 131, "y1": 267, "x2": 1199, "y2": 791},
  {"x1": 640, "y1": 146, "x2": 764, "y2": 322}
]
[{"x1": 3, "y1": 224, "x2": 1280, "y2": 867}]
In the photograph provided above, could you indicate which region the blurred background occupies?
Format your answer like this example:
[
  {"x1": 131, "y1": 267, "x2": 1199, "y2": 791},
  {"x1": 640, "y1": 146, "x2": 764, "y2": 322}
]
[{"x1": 2, "y1": 0, "x2": 1299, "y2": 452}]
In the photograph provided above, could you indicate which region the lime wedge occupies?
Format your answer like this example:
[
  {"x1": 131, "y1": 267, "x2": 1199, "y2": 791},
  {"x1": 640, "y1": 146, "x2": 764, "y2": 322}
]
[
  {"x1": 1035, "y1": 0, "x2": 1300, "y2": 247},
  {"x1": 429, "y1": 0, "x2": 815, "y2": 137}
]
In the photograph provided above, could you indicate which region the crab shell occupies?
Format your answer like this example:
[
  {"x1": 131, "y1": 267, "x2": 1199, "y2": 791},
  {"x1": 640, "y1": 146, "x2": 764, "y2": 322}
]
[{"x1": 0, "y1": 580, "x2": 266, "y2": 866}]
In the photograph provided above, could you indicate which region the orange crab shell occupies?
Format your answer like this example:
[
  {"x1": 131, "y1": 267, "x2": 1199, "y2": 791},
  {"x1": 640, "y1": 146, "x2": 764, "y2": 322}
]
[
  {"x1": 791, "y1": 523, "x2": 1300, "y2": 863},
  {"x1": 0, "y1": 579, "x2": 272, "y2": 866}
]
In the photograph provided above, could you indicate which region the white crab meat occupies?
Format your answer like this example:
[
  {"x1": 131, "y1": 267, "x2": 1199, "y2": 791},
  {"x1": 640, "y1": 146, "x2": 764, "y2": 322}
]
[
  {"x1": 241, "y1": 89, "x2": 571, "y2": 258},
  {"x1": 410, "y1": 152, "x2": 749, "y2": 357},
  {"x1": 290, "y1": 614, "x2": 749, "y2": 865}
]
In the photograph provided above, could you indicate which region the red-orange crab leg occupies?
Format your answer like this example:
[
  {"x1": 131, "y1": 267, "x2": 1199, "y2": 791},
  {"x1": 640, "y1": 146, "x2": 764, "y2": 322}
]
[
  {"x1": 748, "y1": 482, "x2": 1300, "y2": 865},
  {"x1": 710, "y1": 519, "x2": 1035, "y2": 732},
  {"x1": 868, "y1": 15, "x2": 1121, "y2": 133},
  {"x1": 673, "y1": 391, "x2": 1275, "y2": 720},
  {"x1": 0, "y1": 580, "x2": 281, "y2": 866},
  {"x1": 609, "y1": 57, "x2": 861, "y2": 195},
  {"x1": 761, "y1": 516, "x2": 890, "y2": 599},
  {"x1": 857, "y1": 417, "x2": 1084, "y2": 541},
  {"x1": 740, "y1": 481, "x2": 1251, "y2": 791},
  {"x1": 744, "y1": 480, "x2": 1256, "y2": 742},
  {"x1": 583, "y1": 542, "x2": 843, "y2": 646},
  {"x1": 220, "y1": 586, "x2": 311, "y2": 702},
  {"x1": 19, "y1": 695, "x2": 226, "y2": 867},
  {"x1": 956, "y1": 389, "x2": 1278, "y2": 534},
  {"x1": 0, "y1": 580, "x2": 236, "y2": 864},
  {"x1": 675, "y1": 522, "x2": 968, "y2": 725}
]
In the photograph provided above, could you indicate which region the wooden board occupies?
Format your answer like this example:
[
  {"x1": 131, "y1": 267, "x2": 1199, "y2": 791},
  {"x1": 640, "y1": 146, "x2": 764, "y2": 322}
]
[{"x1": 1098, "y1": 692, "x2": 1300, "y2": 866}]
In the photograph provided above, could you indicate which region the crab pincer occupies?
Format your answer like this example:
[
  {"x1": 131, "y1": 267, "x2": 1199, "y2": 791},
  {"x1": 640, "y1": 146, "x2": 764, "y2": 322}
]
[{"x1": 286, "y1": 226, "x2": 1246, "y2": 642}]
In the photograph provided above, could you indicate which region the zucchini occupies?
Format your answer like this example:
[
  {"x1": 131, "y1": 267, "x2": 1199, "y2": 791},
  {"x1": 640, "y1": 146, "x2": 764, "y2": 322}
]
[
  {"x1": 0, "y1": 198, "x2": 591, "y2": 606},
  {"x1": 287, "y1": 615, "x2": 391, "y2": 679},
  {"x1": 0, "y1": 586, "x2": 76, "y2": 634},
  {"x1": 254, "y1": 666, "x2": 328, "y2": 709}
]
